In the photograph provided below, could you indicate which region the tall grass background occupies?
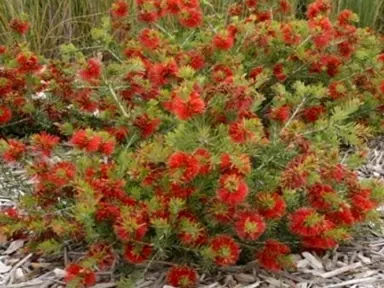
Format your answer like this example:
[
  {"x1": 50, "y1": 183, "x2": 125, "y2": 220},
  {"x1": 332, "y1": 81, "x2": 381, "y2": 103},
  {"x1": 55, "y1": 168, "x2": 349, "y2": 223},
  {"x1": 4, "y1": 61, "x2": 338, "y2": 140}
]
[{"x1": 0, "y1": 0, "x2": 383, "y2": 56}]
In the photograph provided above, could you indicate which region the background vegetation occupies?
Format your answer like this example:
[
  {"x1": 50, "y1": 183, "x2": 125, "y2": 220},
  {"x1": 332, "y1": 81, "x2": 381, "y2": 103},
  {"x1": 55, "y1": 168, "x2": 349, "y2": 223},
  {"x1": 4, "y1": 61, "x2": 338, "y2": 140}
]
[{"x1": 0, "y1": 0, "x2": 383, "y2": 56}]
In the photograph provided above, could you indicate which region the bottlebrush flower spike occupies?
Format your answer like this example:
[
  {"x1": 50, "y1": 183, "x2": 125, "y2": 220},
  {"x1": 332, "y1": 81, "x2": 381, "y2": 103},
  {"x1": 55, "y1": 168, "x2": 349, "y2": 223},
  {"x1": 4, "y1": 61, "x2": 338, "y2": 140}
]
[
  {"x1": 302, "y1": 105, "x2": 325, "y2": 123},
  {"x1": 177, "y1": 212, "x2": 207, "y2": 247},
  {"x1": 213, "y1": 31, "x2": 234, "y2": 51},
  {"x1": 171, "y1": 90, "x2": 205, "y2": 120},
  {"x1": 257, "y1": 239, "x2": 293, "y2": 271},
  {"x1": 255, "y1": 193, "x2": 286, "y2": 219},
  {"x1": 114, "y1": 209, "x2": 148, "y2": 241},
  {"x1": 111, "y1": 0, "x2": 129, "y2": 18},
  {"x1": 71, "y1": 130, "x2": 102, "y2": 153},
  {"x1": 139, "y1": 28, "x2": 161, "y2": 50},
  {"x1": 235, "y1": 210, "x2": 266, "y2": 240},
  {"x1": 307, "y1": 183, "x2": 338, "y2": 210},
  {"x1": 193, "y1": 148, "x2": 212, "y2": 175},
  {"x1": 269, "y1": 105, "x2": 291, "y2": 123},
  {"x1": 165, "y1": 0, "x2": 181, "y2": 14},
  {"x1": 0, "y1": 105, "x2": 12, "y2": 124},
  {"x1": 134, "y1": 114, "x2": 161, "y2": 138},
  {"x1": 166, "y1": 265, "x2": 198, "y2": 288},
  {"x1": 1, "y1": 139, "x2": 26, "y2": 163},
  {"x1": 178, "y1": 8, "x2": 203, "y2": 28},
  {"x1": 212, "y1": 64, "x2": 233, "y2": 83},
  {"x1": 179, "y1": 0, "x2": 200, "y2": 9},
  {"x1": 168, "y1": 151, "x2": 199, "y2": 182},
  {"x1": 220, "y1": 153, "x2": 251, "y2": 176},
  {"x1": 208, "y1": 235, "x2": 240, "y2": 266},
  {"x1": 9, "y1": 19, "x2": 30, "y2": 35},
  {"x1": 64, "y1": 264, "x2": 96, "y2": 287},
  {"x1": 30, "y1": 132, "x2": 60, "y2": 156},
  {"x1": 16, "y1": 52, "x2": 42, "y2": 74},
  {"x1": 88, "y1": 243, "x2": 116, "y2": 270},
  {"x1": 123, "y1": 243, "x2": 153, "y2": 264},
  {"x1": 217, "y1": 174, "x2": 249, "y2": 205},
  {"x1": 273, "y1": 63, "x2": 287, "y2": 82},
  {"x1": 289, "y1": 208, "x2": 332, "y2": 237},
  {"x1": 79, "y1": 58, "x2": 102, "y2": 84}
]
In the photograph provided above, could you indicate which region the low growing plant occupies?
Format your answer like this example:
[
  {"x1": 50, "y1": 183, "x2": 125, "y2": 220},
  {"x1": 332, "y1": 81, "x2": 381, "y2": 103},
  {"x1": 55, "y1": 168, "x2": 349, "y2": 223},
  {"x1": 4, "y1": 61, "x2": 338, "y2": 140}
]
[{"x1": 0, "y1": 0, "x2": 384, "y2": 287}]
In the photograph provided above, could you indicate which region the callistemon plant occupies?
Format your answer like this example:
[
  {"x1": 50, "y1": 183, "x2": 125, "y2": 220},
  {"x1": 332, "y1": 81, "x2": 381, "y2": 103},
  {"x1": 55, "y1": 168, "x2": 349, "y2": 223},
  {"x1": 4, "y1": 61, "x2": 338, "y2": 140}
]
[{"x1": 1, "y1": 0, "x2": 384, "y2": 286}]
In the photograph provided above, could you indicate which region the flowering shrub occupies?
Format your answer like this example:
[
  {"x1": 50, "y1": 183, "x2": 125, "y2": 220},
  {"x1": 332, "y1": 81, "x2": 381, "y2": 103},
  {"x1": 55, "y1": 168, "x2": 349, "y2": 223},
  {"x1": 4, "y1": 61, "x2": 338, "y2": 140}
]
[{"x1": 1, "y1": 0, "x2": 384, "y2": 286}]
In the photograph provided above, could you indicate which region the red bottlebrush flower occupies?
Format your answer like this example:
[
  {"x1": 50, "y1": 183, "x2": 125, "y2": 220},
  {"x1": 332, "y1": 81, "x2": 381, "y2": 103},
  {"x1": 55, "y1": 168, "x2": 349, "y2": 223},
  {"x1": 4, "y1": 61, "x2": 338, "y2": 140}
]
[
  {"x1": 378, "y1": 54, "x2": 384, "y2": 62},
  {"x1": 111, "y1": 0, "x2": 129, "y2": 18},
  {"x1": 321, "y1": 164, "x2": 346, "y2": 182},
  {"x1": 320, "y1": 55, "x2": 341, "y2": 77},
  {"x1": 302, "y1": 235, "x2": 338, "y2": 250},
  {"x1": 217, "y1": 174, "x2": 249, "y2": 205},
  {"x1": 178, "y1": 8, "x2": 203, "y2": 28},
  {"x1": 123, "y1": 243, "x2": 153, "y2": 264},
  {"x1": 139, "y1": 28, "x2": 161, "y2": 50},
  {"x1": 281, "y1": 154, "x2": 313, "y2": 189},
  {"x1": 88, "y1": 243, "x2": 116, "y2": 270},
  {"x1": 95, "y1": 203, "x2": 121, "y2": 222},
  {"x1": 79, "y1": 58, "x2": 102, "y2": 84},
  {"x1": 64, "y1": 264, "x2": 96, "y2": 287},
  {"x1": 257, "y1": 239, "x2": 291, "y2": 271},
  {"x1": 148, "y1": 60, "x2": 178, "y2": 86},
  {"x1": 106, "y1": 126, "x2": 129, "y2": 142},
  {"x1": 302, "y1": 105, "x2": 325, "y2": 123},
  {"x1": 134, "y1": 114, "x2": 161, "y2": 138},
  {"x1": 166, "y1": 266, "x2": 198, "y2": 288},
  {"x1": 338, "y1": 41, "x2": 355, "y2": 58},
  {"x1": 338, "y1": 10, "x2": 355, "y2": 26},
  {"x1": 245, "y1": 0, "x2": 257, "y2": 9},
  {"x1": 255, "y1": 193, "x2": 286, "y2": 219},
  {"x1": 289, "y1": 208, "x2": 331, "y2": 237},
  {"x1": 281, "y1": 24, "x2": 300, "y2": 46},
  {"x1": 209, "y1": 235, "x2": 240, "y2": 266},
  {"x1": 380, "y1": 80, "x2": 384, "y2": 94},
  {"x1": 187, "y1": 51, "x2": 205, "y2": 70},
  {"x1": 2, "y1": 140, "x2": 26, "y2": 163},
  {"x1": 114, "y1": 211, "x2": 148, "y2": 241},
  {"x1": 99, "y1": 139, "x2": 116, "y2": 155},
  {"x1": 249, "y1": 66, "x2": 263, "y2": 81},
  {"x1": 170, "y1": 183, "x2": 195, "y2": 198},
  {"x1": 30, "y1": 132, "x2": 60, "y2": 156},
  {"x1": 307, "y1": 183, "x2": 337, "y2": 210},
  {"x1": 235, "y1": 211, "x2": 266, "y2": 240},
  {"x1": 273, "y1": 63, "x2": 287, "y2": 82},
  {"x1": 9, "y1": 19, "x2": 30, "y2": 35},
  {"x1": 165, "y1": 0, "x2": 181, "y2": 14},
  {"x1": 328, "y1": 204, "x2": 355, "y2": 225},
  {"x1": 213, "y1": 32, "x2": 234, "y2": 51},
  {"x1": 269, "y1": 105, "x2": 291, "y2": 123},
  {"x1": 257, "y1": 11, "x2": 272, "y2": 22},
  {"x1": 228, "y1": 3, "x2": 242, "y2": 16},
  {"x1": 208, "y1": 201, "x2": 236, "y2": 223},
  {"x1": 179, "y1": 0, "x2": 200, "y2": 9},
  {"x1": 0, "y1": 45, "x2": 6, "y2": 54},
  {"x1": 306, "y1": 0, "x2": 331, "y2": 19},
  {"x1": 279, "y1": 0, "x2": 291, "y2": 13},
  {"x1": 229, "y1": 120, "x2": 251, "y2": 144},
  {"x1": 177, "y1": 214, "x2": 207, "y2": 247},
  {"x1": 168, "y1": 151, "x2": 199, "y2": 182},
  {"x1": 16, "y1": 53, "x2": 42, "y2": 73},
  {"x1": 172, "y1": 90, "x2": 205, "y2": 120},
  {"x1": 71, "y1": 130, "x2": 101, "y2": 153},
  {"x1": 220, "y1": 153, "x2": 251, "y2": 176},
  {"x1": 0, "y1": 105, "x2": 12, "y2": 124},
  {"x1": 212, "y1": 64, "x2": 233, "y2": 83},
  {"x1": 193, "y1": 148, "x2": 212, "y2": 175},
  {"x1": 350, "y1": 194, "x2": 376, "y2": 213},
  {"x1": 329, "y1": 81, "x2": 346, "y2": 100}
]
